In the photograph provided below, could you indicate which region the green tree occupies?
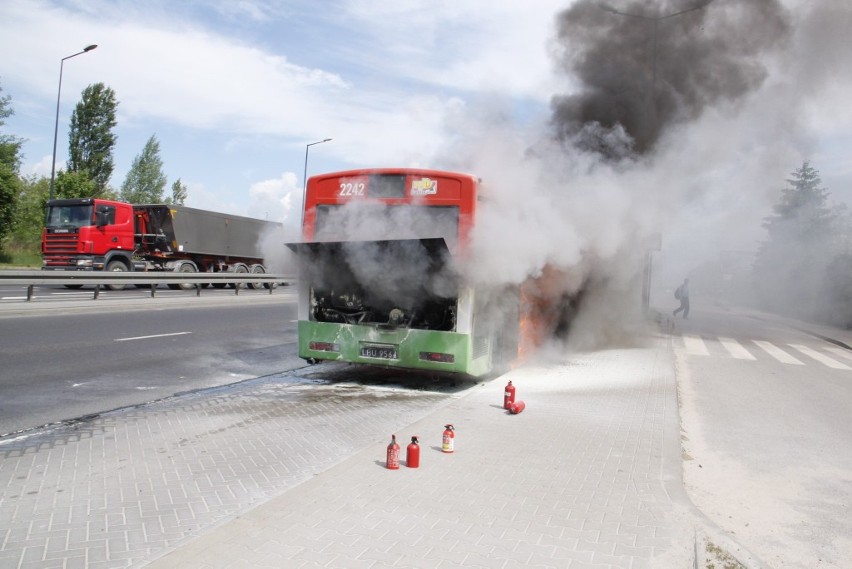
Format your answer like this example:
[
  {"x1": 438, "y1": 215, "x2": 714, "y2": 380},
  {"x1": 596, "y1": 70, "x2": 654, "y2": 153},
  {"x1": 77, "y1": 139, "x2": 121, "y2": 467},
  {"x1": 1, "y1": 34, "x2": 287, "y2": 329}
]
[
  {"x1": 1, "y1": 80, "x2": 24, "y2": 252},
  {"x1": 0, "y1": 82, "x2": 23, "y2": 169},
  {"x1": 762, "y1": 161, "x2": 835, "y2": 238},
  {"x1": 5, "y1": 175, "x2": 49, "y2": 252},
  {"x1": 753, "y1": 161, "x2": 840, "y2": 318},
  {"x1": 0, "y1": 167, "x2": 19, "y2": 255},
  {"x1": 120, "y1": 135, "x2": 167, "y2": 203},
  {"x1": 53, "y1": 170, "x2": 97, "y2": 200},
  {"x1": 67, "y1": 82, "x2": 118, "y2": 195},
  {"x1": 167, "y1": 177, "x2": 188, "y2": 205}
]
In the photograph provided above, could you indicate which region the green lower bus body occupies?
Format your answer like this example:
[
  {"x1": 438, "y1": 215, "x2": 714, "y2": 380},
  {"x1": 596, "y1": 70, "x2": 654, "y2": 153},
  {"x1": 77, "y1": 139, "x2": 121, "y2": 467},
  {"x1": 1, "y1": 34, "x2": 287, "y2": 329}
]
[{"x1": 298, "y1": 320, "x2": 494, "y2": 377}]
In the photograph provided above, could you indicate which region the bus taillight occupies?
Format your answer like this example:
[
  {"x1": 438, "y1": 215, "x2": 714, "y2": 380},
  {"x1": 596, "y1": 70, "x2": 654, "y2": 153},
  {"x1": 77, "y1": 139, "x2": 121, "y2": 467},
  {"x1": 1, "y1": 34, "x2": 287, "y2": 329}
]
[
  {"x1": 309, "y1": 341, "x2": 340, "y2": 352},
  {"x1": 419, "y1": 352, "x2": 455, "y2": 363}
]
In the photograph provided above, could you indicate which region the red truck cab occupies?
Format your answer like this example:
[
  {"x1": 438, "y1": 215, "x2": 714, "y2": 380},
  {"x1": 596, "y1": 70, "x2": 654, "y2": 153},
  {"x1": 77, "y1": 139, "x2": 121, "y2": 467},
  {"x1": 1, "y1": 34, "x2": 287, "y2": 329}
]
[{"x1": 42, "y1": 198, "x2": 136, "y2": 271}]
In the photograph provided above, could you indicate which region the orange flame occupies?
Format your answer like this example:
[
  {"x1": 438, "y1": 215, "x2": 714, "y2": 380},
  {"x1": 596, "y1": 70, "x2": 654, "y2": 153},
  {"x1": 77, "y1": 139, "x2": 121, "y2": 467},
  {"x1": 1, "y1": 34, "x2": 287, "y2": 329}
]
[{"x1": 517, "y1": 265, "x2": 570, "y2": 362}]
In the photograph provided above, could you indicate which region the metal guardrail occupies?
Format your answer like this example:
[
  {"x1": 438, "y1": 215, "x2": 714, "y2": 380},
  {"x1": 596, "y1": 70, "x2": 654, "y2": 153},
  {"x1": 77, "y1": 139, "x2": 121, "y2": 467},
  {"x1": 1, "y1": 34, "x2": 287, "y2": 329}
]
[{"x1": 0, "y1": 270, "x2": 297, "y2": 301}]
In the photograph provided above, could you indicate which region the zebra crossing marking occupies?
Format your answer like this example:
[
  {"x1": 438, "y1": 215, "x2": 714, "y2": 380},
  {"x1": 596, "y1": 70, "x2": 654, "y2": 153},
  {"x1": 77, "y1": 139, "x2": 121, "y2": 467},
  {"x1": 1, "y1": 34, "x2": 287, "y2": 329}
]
[
  {"x1": 719, "y1": 337, "x2": 756, "y2": 360},
  {"x1": 753, "y1": 340, "x2": 804, "y2": 365},
  {"x1": 683, "y1": 335, "x2": 709, "y2": 356},
  {"x1": 678, "y1": 335, "x2": 852, "y2": 370},
  {"x1": 788, "y1": 344, "x2": 852, "y2": 370}
]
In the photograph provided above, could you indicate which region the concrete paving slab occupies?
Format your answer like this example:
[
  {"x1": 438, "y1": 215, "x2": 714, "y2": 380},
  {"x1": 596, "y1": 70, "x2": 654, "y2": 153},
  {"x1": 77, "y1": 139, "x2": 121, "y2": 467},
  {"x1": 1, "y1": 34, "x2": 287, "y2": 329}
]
[
  {"x1": 0, "y1": 330, "x2": 763, "y2": 569},
  {"x1": 0, "y1": 375, "x2": 456, "y2": 569},
  {"x1": 145, "y1": 336, "x2": 723, "y2": 568}
]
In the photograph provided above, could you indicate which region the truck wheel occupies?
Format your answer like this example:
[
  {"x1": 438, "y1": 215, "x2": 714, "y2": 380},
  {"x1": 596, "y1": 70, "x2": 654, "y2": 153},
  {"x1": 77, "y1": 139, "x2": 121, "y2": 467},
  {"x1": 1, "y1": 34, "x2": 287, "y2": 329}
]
[
  {"x1": 248, "y1": 264, "x2": 265, "y2": 289},
  {"x1": 228, "y1": 264, "x2": 249, "y2": 289},
  {"x1": 168, "y1": 262, "x2": 197, "y2": 290},
  {"x1": 105, "y1": 260, "x2": 128, "y2": 291}
]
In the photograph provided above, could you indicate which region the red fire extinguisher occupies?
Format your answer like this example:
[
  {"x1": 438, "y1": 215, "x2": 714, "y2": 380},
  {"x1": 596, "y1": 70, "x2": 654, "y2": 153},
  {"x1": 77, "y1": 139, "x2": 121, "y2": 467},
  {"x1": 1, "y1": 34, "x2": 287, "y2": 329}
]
[
  {"x1": 407, "y1": 436, "x2": 420, "y2": 468},
  {"x1": 503, "y1": 380, "x2": 516, "y2": 409},
  {"x1": 442, "y1": 424, "x2": 455, "y2": 453},
  {"x1": 508, "y1": 400, "x2": 526, "y2": 414},
  {"x1": 386, "y1": 434, "x2": 400, "y2": 469}
]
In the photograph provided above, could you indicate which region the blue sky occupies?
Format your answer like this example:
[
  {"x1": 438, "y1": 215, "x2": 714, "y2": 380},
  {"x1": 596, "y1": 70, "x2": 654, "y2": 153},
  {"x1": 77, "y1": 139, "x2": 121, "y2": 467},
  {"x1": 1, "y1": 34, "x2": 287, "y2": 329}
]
[
  {"x1": 0, "y1": 0, "x2": 567, "y2": 231},
  {"x1": 1, "y1": 0, "x2": 851, "y2": 283}
]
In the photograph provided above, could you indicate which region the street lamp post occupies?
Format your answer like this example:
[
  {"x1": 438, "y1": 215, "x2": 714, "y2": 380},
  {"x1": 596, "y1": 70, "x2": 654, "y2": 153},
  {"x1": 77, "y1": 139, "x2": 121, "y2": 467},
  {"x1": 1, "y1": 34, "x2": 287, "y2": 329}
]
[
  {"x1": 301, "y1": 138, "x2": 332, "y2": 227},
  {"x1": 48, "y1": 44, "x2": 98, "y2": 203},
  {"x1": 597, "y1": 1, "x2": 712, "y2": 313}
]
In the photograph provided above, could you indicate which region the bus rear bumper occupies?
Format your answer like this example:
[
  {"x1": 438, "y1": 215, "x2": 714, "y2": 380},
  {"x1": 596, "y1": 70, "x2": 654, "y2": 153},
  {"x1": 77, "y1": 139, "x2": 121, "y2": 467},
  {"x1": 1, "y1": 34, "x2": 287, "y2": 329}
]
[{"x1": 297, "y1": 321, "x2": 489, "y2": 376}]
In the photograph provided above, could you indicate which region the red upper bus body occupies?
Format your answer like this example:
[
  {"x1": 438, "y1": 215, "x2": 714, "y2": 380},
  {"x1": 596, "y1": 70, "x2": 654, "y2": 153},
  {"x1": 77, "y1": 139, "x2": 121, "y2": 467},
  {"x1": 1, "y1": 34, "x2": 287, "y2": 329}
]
[{"x1": 302, "y1": 168, "x2": 478, "y2": 256}]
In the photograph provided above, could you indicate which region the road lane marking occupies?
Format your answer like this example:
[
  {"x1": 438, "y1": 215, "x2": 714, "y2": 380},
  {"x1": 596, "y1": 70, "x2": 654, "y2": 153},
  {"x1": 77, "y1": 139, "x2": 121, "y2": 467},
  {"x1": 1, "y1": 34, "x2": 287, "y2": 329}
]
[
  {"x1": 753, "y1": 341, "x2": 804, "y2": 365},
  {"x1": 115, "y1": 332, "x2": 192, "y2": 342},
  {"x1": 788, "y1": 344, "x2": 852, "y2": 370},
  {"x1": 683, "y1": 335, "x2": 709, "y2": 356},
  {"x1": 719, "y1": 337, "x2": 756, "y2": 360}
]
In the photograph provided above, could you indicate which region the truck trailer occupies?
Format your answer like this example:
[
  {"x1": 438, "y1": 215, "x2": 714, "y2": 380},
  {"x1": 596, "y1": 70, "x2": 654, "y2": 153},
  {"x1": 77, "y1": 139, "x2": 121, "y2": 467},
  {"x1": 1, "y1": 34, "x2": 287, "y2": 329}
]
[{"x1": 42, "y1": 198, "x2": 281, "y2": 290}]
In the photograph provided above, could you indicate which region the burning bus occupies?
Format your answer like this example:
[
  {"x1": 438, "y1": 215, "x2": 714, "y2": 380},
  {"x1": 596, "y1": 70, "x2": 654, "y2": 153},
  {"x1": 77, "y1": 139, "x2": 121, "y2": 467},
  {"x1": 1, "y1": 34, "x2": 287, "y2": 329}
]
[{"x1": 288, "y1": 168, "x2": 526, "y2": 377}]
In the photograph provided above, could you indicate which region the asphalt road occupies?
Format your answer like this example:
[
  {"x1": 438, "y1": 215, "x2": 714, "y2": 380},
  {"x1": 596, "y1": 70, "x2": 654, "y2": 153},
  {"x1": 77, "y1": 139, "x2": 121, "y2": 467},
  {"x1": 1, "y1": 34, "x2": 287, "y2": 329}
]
[
  {"x1": 672, "y1": 305, "x2": 852, "y2": 569},
  {"x1": 0, "y1": 286, "x2": 304, "y2": 435}
]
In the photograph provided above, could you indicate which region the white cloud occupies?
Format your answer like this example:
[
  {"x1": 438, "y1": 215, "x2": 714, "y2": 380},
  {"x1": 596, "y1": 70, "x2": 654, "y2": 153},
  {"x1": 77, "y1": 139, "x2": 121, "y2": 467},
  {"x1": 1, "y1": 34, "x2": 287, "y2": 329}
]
[
  {"x1": 26, "y1": 155, "x2": 54, "y2": 178},
  {"x1": 341, "y1": 1, "x2": 569, "y2": 98},
  {"x1": 212, "y1": 0, "x2": 280, "y2": 23},
  {"x1": 2, "y1": 0, "x2": 545, "y2": 192},
  {"x1": 246, "y1": 172, "x2": 301, "y2": 227},
  {"x1": 0, "y1": 5, "x2": 349, "y2": 135},
  {"x1": 1, "y1": 0, "x2": 849, "y2": 227}
]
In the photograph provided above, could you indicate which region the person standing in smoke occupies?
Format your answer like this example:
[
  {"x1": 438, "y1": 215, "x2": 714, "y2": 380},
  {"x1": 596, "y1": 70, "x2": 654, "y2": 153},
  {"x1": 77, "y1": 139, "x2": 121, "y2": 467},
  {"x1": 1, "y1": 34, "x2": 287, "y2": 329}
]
[{"x1": 673, "y1": 278, "x2": 690, "y2": 319}]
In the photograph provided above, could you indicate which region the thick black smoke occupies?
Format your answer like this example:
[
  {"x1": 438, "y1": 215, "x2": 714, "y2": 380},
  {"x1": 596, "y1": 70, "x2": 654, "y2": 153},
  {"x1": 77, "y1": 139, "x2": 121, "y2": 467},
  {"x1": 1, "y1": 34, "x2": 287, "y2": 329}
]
[
  {"x1": 435, "y1": 0, "x2": 846, "y2": 350},
  {"x1": 551, "y1": 0, "x2": 792, "y2": 158}
]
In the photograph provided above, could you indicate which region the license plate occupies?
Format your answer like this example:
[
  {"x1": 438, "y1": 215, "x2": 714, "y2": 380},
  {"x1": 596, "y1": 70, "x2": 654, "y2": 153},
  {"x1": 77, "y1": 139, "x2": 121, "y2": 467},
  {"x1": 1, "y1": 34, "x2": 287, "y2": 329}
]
[{"x1": 360, "y1": 345, "x2": 398, "y2": 359}]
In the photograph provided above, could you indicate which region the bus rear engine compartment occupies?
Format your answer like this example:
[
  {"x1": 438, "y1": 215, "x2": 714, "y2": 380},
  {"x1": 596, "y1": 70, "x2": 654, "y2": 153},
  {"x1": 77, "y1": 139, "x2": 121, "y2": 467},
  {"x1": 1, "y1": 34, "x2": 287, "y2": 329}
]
[{"x1": 292, "y1": 238, "x2": 458, "y2": 332}]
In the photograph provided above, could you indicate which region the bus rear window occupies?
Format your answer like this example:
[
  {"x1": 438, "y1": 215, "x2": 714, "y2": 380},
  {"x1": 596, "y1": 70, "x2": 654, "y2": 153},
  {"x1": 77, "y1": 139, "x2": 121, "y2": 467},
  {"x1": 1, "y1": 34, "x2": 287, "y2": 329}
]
[
  {"x1": 368, "y1": 174, "x2": 406, "y2": 198},
  {"x1": 314, "y1": 204, "x2": 459, "y2": 251}
]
